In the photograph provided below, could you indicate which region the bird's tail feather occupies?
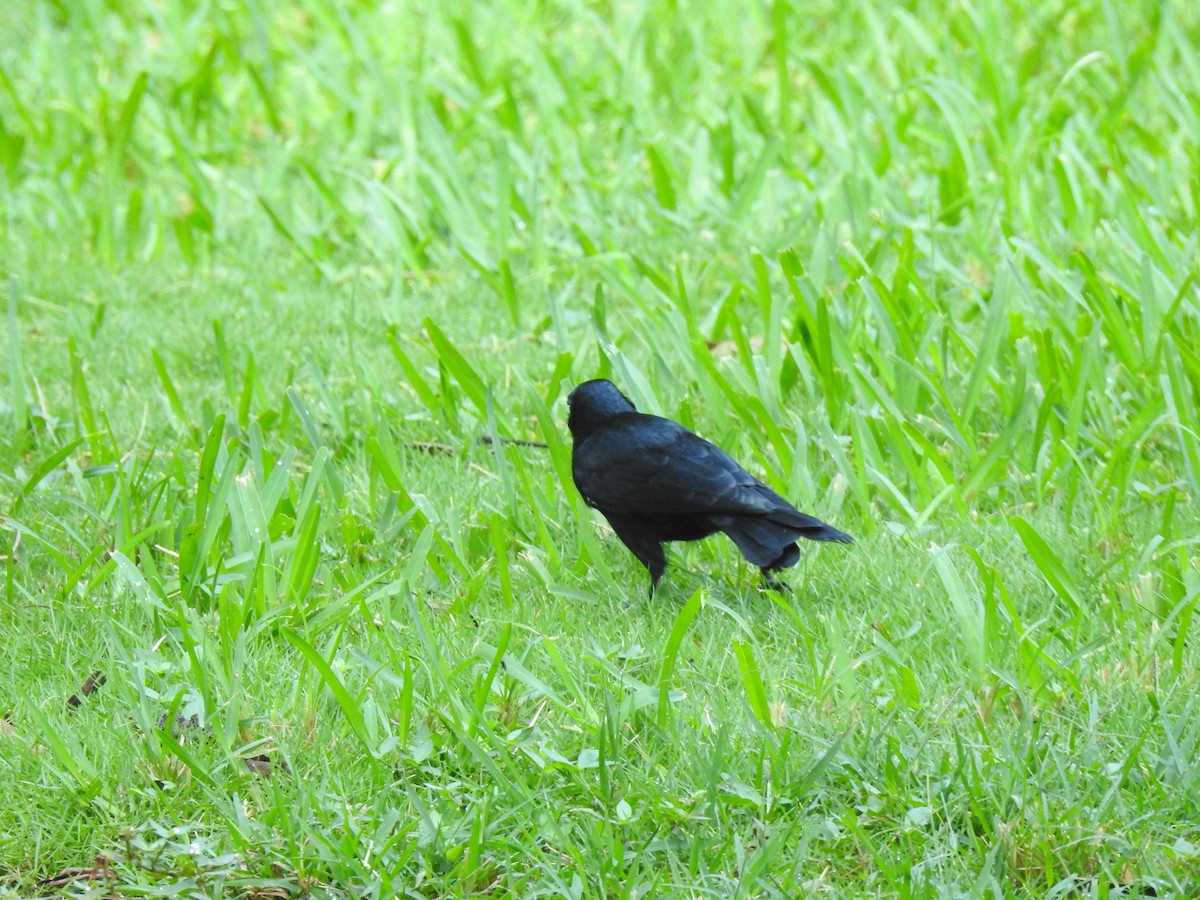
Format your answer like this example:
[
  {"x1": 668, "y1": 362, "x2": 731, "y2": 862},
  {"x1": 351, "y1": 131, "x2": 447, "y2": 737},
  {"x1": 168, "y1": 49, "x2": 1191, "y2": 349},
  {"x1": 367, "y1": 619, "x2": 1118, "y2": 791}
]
[
  {"x1": 722, "y1": 519, "x2": 800, "y2": 568},
  {"x1": 723, "y1": 513, "x2": 852, "y2": 570},
  {"x1": 766, "y1": 509, "x2": 854, "y2": 543},
  {"x1": 744, "y1": 485, "x2": 854, "y2": 543}
]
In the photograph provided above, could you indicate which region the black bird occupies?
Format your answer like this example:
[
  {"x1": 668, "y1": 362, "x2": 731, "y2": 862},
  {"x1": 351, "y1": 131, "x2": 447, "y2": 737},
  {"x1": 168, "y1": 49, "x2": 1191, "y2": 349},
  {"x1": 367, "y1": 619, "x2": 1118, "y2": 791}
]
[{"x1": 566, "y1": 379, "x2": 853, "y2": 594}]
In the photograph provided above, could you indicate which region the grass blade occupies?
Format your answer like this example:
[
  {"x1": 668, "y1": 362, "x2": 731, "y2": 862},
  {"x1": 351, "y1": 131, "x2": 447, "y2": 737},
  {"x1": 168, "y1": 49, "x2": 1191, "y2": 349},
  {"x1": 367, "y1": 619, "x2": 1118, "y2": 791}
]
[
  {"x1": 1011, "y1": 515, "x2": 1083, "y2": 614},
  {"x1": 283, "y1": 628, "x2": 378, "y2": 765},
  {"x1": 732, "y1": 638, "x2": 774, "y2": 730},
  {"x1": 657, "y1": 588, "x2": 703, "y2": 728}
]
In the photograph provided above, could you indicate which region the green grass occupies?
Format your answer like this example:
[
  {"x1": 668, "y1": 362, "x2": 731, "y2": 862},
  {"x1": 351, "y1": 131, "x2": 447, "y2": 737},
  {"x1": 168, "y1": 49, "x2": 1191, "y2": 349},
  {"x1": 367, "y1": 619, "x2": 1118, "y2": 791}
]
[{"x1": 2, "y1": 0, "x2": 1200, "y2": 895}]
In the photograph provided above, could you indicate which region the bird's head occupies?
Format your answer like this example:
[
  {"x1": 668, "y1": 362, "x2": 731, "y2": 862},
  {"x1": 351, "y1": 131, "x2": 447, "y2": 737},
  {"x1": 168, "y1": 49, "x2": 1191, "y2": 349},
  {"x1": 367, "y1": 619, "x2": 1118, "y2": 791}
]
[{"x1": 566, "y1": 379, "x2": 637, "y2": 438}]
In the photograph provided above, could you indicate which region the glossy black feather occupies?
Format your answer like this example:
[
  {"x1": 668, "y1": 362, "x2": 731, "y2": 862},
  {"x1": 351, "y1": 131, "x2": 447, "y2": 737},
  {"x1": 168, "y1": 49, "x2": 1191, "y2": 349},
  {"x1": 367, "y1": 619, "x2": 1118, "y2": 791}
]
[{"x1": 566, "y1": 379, "x2": 852, "y2": 594}]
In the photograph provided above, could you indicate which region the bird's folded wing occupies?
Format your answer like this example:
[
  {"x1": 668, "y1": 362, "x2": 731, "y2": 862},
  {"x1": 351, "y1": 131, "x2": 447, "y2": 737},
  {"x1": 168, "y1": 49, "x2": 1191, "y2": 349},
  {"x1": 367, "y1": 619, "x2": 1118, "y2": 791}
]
[{"x1": 574, "y1": 424, "x2": 777, "y2": 517}]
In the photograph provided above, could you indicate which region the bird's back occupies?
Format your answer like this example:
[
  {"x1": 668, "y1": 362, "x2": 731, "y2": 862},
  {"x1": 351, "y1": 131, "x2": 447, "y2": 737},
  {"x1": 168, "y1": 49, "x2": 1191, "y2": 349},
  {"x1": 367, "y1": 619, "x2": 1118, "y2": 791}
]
[{"x1": 572, "y1": 412, "x2": 784, "y2": 519}]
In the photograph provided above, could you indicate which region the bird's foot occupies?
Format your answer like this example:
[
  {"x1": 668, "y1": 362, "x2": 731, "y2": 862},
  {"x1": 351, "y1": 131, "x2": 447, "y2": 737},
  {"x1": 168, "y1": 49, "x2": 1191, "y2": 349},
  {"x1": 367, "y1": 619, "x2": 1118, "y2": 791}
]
[{"x1": 760, "y1": 570, "x2": 790, "y2": 593}]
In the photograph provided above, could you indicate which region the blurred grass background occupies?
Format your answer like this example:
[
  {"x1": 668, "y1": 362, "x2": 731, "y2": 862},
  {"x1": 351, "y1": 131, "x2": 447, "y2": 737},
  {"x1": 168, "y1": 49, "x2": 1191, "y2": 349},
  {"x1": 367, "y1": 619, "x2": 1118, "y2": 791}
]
[{"x1": 2, "y1": 0, "x2": 1199, "y2": 896}]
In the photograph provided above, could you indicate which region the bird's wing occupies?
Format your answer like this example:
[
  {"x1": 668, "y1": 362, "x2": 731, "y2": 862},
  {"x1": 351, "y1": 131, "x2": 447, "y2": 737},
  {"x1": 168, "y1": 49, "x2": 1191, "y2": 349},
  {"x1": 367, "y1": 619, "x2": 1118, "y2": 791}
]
[{"x1": 572, "y1": 415, "x2": 778, "y2": 518}]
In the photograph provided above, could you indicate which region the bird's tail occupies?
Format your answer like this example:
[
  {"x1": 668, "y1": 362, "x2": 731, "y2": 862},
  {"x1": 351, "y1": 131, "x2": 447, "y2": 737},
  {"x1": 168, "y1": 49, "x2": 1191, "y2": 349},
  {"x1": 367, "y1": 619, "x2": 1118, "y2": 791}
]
[
  {"x1": 722, "y1": 513, "x2": 852, "y2": 571},
  {"x1": 767, "y1": 509, "x2": 854, "y2": 544},
  {"x1": 742, "y1": 484, "x2": 854, "y2": 544}
]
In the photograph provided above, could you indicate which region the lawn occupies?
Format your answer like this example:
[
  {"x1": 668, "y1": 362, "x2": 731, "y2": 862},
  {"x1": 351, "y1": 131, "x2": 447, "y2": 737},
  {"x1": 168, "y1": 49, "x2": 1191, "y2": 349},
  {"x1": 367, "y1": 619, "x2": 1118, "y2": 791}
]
[{"x1": 2, "y1": 0, "x2": 1199, "y2": 896}]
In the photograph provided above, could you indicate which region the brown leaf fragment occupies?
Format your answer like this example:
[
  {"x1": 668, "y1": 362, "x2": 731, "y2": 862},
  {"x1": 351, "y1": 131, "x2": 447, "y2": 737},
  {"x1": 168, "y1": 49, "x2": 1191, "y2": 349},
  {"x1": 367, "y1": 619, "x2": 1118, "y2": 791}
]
[
  {"x1": 243, "y1": 753, "x2": 290, "y2": 777},
  {"x1": 406, "y1": 441, "x2": 455, "y2": 454},
  {"x1": 66, "y1": 671, "x2": 107, "y2": 710},
  {"x1": 36, "y1": 855, "x2": 115, "y2": 889}
]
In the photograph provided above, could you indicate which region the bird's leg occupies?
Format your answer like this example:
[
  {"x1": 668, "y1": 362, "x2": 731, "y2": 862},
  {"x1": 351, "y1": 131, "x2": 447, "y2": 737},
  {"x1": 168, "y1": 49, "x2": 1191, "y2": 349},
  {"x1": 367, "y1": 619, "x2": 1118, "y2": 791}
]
[
  {"x1": 647, "y1": 561, "x2": 665, "y2": 598},
  {"x1": 606, "y1": 516, "x2": 668, "y2": 599},
  {"x1": 759, "y1": 542, "x2": 798, "y2": 593},
  {"x1": 760, "y1": 567, "x2": 790, "y2": 593},
  {"x1": 645, "y1": 549, "x2": 667, "y2": 597}
]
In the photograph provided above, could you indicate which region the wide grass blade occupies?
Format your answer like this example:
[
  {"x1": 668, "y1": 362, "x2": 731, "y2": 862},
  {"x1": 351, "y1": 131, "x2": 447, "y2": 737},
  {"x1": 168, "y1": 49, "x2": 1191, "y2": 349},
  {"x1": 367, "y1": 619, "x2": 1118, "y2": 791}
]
[
  {"x1": 424, "y1": 318, "x2": 491, "y2": 421},
  {"x1": 1010, "y1": 515, "x2": 1083, "y2": 615},
  {"x1": 20, "y1": 438, "x2": 83, "y2": 499},
  {"x1": 732, "y1": 638, "x2": 774, "y2": 731},
  {"x1": 284, "y1": 628, "x2": 379, "y2": 765},
  {"x1": 932, "y1": 548, "x2": 986, "y2": 676},
  {"x1": 657, "y1": 588, "x2": 703, "y2": 728}
]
